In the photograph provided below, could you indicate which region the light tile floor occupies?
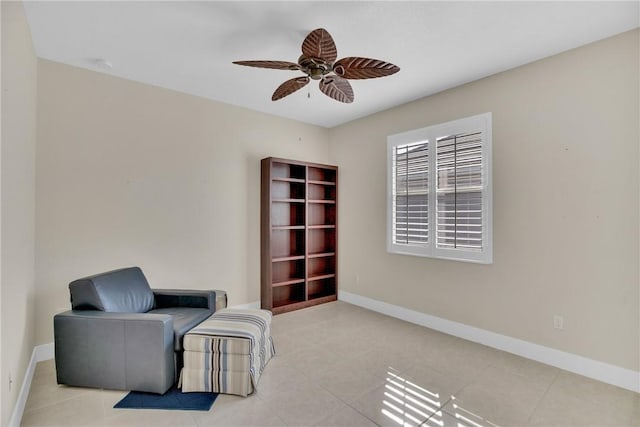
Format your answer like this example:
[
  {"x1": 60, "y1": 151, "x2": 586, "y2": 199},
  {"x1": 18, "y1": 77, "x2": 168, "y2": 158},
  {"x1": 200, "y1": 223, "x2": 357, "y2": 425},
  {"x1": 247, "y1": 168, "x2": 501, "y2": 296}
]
[{"x1": 21, "y1": 301, "x2": 640, "y2": 426}]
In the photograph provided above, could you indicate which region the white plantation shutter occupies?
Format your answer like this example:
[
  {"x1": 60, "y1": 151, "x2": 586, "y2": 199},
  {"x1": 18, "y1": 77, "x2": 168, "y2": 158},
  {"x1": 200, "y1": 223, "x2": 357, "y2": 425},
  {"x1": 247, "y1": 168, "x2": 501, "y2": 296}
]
[
  {"x1": 436, "y1": 132, "x2": 483, "y2": 250},
  {"x1": 393, "y1": 142, "x2": 429, "y2": 245},
  {"x1": 387, "y1": 113, "x2": 492, "y2": 263}
]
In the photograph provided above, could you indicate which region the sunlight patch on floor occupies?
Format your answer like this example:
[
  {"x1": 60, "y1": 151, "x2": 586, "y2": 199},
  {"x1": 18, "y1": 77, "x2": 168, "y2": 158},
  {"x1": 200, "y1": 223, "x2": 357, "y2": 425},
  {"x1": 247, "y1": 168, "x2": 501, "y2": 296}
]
[{"x1": 381, "y1": 370, "x2": 501, "y2": 427}]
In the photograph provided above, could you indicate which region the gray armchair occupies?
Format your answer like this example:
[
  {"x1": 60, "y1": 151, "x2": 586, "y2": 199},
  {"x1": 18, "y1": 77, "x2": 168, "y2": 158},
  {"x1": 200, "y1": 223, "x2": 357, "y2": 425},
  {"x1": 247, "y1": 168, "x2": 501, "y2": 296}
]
[{"x1": 54, "y1": 267, "x2": 226, "y2": 394}]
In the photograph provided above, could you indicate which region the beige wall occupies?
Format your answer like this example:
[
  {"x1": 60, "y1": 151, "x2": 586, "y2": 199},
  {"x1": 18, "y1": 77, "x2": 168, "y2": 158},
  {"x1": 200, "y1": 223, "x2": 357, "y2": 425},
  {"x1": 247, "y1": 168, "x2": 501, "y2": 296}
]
[
  {"x1": 1, "y1": 1, "x2": 38, "y2": 424},
  {"x1": 35, "y1": 60, "x2": 330, "y2": 345},
  {"x1": 329, "y1": 29, "x2": 639, "y2": 372}
]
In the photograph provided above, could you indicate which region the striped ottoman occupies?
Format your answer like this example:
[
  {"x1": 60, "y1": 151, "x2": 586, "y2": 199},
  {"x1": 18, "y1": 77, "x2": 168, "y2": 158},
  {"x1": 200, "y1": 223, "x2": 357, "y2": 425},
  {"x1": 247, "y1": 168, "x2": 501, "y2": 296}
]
[{"x1": 179, "y1": 308, "x2": 275, "y2": 396}]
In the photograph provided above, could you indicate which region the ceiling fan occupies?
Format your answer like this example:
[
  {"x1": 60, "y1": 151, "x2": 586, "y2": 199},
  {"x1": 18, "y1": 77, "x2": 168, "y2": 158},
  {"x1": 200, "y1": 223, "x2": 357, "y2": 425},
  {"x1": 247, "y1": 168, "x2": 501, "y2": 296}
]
[{"x1": 233, "y1": 28, "x2": 400, "y2": 104}]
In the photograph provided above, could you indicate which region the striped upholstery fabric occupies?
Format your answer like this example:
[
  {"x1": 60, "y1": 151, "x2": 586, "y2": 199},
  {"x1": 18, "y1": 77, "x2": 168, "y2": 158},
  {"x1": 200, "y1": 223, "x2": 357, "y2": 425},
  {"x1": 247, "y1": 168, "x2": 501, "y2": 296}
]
[{"x1": 179, "y1": 308, "x2": 274, "y2": 396}]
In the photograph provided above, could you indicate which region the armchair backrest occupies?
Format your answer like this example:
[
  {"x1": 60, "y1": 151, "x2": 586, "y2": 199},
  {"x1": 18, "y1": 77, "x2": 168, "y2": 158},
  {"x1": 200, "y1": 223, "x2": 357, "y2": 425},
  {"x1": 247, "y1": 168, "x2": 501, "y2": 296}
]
[{"x1": 69, "y1": 267, "x2": 155, "y2": 313}]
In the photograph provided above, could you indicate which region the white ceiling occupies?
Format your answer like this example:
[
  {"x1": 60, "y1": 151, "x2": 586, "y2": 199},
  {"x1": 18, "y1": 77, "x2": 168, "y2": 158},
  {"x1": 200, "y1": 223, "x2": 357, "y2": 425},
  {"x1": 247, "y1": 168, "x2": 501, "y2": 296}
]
[{"x1": 23, "y1": 1, "x2": 639, "y2": 128}]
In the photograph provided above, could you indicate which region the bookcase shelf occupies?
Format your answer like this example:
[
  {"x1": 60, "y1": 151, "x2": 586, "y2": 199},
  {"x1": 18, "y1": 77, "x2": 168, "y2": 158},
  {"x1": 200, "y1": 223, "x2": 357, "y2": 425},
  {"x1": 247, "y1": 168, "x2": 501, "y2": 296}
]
[
  {"x1": 272, "y1": 278, "x2": 306, "y2": 287},
  {"x1": 273, "y1": 198, "x2": 305, "y2": 203},
  {"x1": 273, "y1": 177, "x2": 305, "y2": 184},
  {"x1": 308, "y1": 200, "x2": 336, "y2": 204},
  {"x1": 307, "y1": 252, "x2": 335, "y2": 259},
  {"x1": 272, "y1": 225, "x2": 305, "y2": 230},
  {"x1": 308, "y1": 273, "x2": 335, "y2": 281},
  {"x1": 261, "y1": 157, "x2": 338, "y2": 314},
  {"x1": 308, "y1": 180, "x2": 336, "y2": 186},
  {"x1": 272, "y1": 255, "x2": 305, "y2": 262}
]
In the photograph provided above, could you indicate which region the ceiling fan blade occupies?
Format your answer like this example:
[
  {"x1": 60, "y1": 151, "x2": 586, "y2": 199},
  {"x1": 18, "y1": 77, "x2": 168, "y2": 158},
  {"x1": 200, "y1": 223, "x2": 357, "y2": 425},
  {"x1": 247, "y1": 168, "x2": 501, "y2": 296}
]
[
  {"x1": 333, "y1": 57, "x2": 400, "y2": 79},
  {"x1": 301, "y1": 28, "x2": 337, "y2": 63},
  {"x1": 272, "y1": 76, "x2": 310, "y2": 101},
  {"x1": 233, "y1": 60, "x2": 300, "y2": 71},
  {"x1": 319, "y1": 76, "x2": 354, "y2": 103}
]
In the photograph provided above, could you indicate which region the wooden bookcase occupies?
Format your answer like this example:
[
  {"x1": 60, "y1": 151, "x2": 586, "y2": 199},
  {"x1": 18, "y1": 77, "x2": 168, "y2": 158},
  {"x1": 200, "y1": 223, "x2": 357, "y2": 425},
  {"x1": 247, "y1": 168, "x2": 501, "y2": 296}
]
[{"x1": 261, "y1": 157, "x2": 338, "y2": 314}]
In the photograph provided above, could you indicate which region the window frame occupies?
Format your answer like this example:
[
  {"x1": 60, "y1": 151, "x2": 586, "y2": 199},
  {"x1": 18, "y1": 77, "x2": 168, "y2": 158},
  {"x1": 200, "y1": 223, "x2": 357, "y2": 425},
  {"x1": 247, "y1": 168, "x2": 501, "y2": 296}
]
[{"x1": 386, "y1": 112, "x2": 493, "y2": 264}]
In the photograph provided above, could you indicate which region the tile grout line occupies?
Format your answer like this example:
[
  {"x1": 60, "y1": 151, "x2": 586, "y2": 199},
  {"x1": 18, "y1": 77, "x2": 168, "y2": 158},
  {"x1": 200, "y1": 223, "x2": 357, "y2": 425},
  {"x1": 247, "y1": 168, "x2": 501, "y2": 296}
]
[
  {"x1": 419, "y1": 395, "x2": 454, "y2": 426},
  {"x1": 309, "y1": 367, "x2": 381, "y2": 426},
  {"x1": 22, "y1": 385, "x2": 97, "y2": 415},
  {"x1": 341, "y1": 400, "x2": 383, "y2": 427},
  {"x1": 418, "y1": 357, "x2": 498, "y2": 426},
  {"x1": 250, "y1": 386, "x2": 293, "y2": 427},
  {"x1": 283, "y1": 346, "x2": 387, "y2": 427},
  {"x1": 523, "y1": 368, "x2": 561, "y2": 425}
]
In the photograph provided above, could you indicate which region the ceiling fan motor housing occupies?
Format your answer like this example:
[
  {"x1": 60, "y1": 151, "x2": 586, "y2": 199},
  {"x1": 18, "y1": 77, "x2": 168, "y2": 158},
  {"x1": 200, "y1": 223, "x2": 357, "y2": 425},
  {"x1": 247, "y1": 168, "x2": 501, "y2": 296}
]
[{"x1": 298, "y1": 55, "x2": 331, "y2": 80}]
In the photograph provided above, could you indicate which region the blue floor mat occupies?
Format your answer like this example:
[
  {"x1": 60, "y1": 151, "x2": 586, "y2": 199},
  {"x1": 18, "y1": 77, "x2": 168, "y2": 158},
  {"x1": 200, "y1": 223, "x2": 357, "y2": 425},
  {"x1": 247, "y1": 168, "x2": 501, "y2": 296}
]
[{"x1": 114, "y1": 386, "x2": 218, "y2": 411}]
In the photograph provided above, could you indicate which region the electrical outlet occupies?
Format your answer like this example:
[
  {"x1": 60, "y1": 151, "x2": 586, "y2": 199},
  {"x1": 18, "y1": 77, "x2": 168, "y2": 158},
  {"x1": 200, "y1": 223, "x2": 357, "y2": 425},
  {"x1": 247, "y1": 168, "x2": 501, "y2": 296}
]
[
  {"x1": 355, "y1": 275, "x2": 360, "y2": 285},
  {"x1": 553, "y1": 315, "x2": 564, "y2": 330},
  {"x1": 8, "y1": 372, "x2": 12, "y2": 391}
]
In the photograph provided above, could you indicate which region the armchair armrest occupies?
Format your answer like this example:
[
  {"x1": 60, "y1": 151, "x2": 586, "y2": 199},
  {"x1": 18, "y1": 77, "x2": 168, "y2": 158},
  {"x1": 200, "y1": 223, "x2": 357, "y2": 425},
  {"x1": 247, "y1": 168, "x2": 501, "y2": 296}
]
[
  {"x1": 152, "y1": 289, "x2": 227, "y2": 312},
  {"x1": 54, "y1": 310, "x2": 174, "y2": 394}
]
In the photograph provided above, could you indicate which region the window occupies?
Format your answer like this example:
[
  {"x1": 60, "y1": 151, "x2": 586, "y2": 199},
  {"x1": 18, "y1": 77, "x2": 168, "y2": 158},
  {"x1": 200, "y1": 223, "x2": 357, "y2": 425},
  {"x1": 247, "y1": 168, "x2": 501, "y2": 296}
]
[{"x1": 387, "y1": 113, "x2": 492, "y2": 263}]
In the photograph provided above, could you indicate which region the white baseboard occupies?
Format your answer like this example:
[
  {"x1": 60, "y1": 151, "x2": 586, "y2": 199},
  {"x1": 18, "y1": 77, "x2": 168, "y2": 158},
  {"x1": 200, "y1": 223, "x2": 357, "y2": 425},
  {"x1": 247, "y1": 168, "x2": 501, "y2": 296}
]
[
  {"x1": 9, "y1": 342, "x2": 55, "y2": 427},
  {"x1": 339, "y1": 290, "x2": 640, "y2": 393}
]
